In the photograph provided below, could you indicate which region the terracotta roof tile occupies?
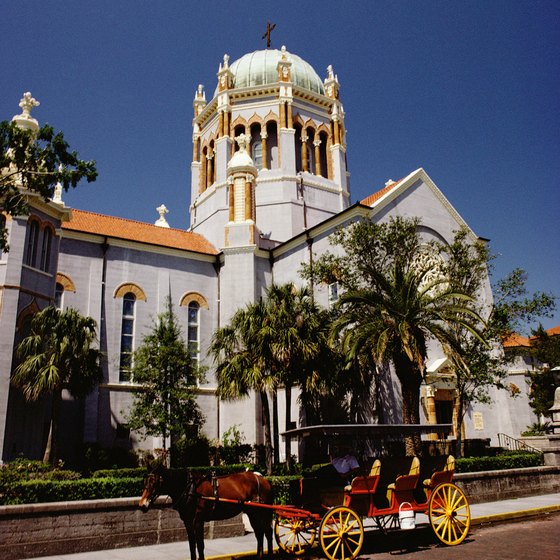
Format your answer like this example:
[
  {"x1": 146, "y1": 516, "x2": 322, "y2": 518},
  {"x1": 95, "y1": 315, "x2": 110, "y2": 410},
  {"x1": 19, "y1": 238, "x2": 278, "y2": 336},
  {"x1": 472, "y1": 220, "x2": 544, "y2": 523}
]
[
  {"x1": 62, "y1": 209, "x2": 219, "y2": 255},
  {"x1": 503, "y1": 333, "x2": 531, "y2": 348},
  {"x1": 546, "y1": 326, "x2": 560, "y2": 337},
  {"x1": 361, "y1": 178, "x2": 404, "y2": 206}
]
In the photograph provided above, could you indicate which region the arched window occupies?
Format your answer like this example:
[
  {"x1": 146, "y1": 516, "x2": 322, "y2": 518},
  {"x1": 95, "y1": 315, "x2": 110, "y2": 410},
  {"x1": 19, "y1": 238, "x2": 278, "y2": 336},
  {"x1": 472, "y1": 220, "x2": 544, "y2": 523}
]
[
  {"x1": 250, "y1": 125, "x2": 263, "y2": 170},
  {"x1": 119, "y1": 292, "x2": 136, "y2": 382},
  {"x1": 25, "y1": 220, "x2": 40, "y2": 267},
  {"x1": 251, "y1": 139, "x2": 263, "y2": 170},
  {"x1": 40, "y1": 227, "x2": 53, "y2": 272},
  {"x1": 187, "y1": 301, "x2": 200, "y2": 363},
  {"x1": 54, "y1": 282, "x2": 64, "y2": 309}
]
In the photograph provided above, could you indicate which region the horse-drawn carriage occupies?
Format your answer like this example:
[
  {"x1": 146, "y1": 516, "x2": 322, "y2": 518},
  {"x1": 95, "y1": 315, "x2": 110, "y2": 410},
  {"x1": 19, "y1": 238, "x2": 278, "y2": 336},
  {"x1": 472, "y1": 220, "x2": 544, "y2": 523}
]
[
  {"x1": 272, "y1": 423, "x2": 470, "y2": 559},
  {"x1": 139, "y1": 424, "x2": 470, "y2": 560}
]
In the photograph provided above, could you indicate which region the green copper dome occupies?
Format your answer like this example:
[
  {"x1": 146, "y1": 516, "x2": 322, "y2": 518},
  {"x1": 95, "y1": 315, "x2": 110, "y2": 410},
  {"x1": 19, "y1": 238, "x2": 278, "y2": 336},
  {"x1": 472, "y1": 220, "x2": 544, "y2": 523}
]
[{"x1": 225, "y1": 49, "x2": 325, "y2": 95}]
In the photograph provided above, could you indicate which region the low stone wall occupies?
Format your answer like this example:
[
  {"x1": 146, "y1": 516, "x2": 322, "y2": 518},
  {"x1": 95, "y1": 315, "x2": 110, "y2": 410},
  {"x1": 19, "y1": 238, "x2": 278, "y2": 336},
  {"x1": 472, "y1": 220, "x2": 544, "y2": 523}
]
[
  {"x1": 455, "y1": 465, "x2": 560, "y2": 503},
  {"x1": 1, "y1": 466, "x2": 559, "y2": 560},
  {"x1": 0, "y1": 497, "x2": 244, "y2": 560}
]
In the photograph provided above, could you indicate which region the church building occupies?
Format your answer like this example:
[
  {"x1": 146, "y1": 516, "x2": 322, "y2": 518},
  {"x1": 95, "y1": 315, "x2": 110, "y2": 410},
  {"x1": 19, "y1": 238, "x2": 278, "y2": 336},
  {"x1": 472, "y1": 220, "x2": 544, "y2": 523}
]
[{"x1": 0, "y1": 46, "x2": 538, "y2": 464}]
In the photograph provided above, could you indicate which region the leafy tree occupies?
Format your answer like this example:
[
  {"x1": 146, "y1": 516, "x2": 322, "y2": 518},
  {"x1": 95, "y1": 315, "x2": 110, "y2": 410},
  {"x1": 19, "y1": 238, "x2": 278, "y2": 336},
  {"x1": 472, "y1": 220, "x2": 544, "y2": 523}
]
[
  {"x1": 419, "y1": 229, "x2": 556, "y2": 454},
  {"x1": 126, "y1": 297, "x2": 204, "y2": 465},
  {"x1": 526, "y1": 326, "x2": 560, "y2": 420},
  {"x1": 304, "y1": 217, "x2": 487, "y2": 455},
  {"x1": 0, "y1": 118, "x2": 97, "y2": 251},
  {"x1": 12, "y1": 307, "x2": 102, "y2": 464}
]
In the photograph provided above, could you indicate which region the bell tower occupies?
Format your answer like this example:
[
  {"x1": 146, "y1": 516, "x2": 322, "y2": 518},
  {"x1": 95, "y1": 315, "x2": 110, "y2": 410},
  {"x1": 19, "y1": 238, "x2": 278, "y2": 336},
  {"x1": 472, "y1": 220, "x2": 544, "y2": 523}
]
[{"x1": 189, "y1": 47, "x2": 350, "y2": 249}]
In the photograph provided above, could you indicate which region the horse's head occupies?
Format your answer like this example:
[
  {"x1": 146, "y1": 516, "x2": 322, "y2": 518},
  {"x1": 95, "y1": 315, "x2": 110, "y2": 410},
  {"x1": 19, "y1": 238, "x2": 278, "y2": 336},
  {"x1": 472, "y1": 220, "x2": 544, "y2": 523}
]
[{"x1": 139, "y1": 466, "x2": 164, "y2": 513}]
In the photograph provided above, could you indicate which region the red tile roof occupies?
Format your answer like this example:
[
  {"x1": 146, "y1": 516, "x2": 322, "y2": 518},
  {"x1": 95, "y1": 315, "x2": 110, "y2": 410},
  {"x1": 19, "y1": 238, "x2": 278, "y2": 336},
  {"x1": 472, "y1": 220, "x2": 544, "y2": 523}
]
[
  {"x1": 546, "y1": 326, "x2": 560, "y2": 337},
  {"x1": 503, "y1": 333, "x2": 531, "y2": 348},
  {"x1": 361, "y1": 178, "x2": 404, "y2": 207},
  {"x1": 62, "y1": 209, "x2": 219, "y2": 255}
]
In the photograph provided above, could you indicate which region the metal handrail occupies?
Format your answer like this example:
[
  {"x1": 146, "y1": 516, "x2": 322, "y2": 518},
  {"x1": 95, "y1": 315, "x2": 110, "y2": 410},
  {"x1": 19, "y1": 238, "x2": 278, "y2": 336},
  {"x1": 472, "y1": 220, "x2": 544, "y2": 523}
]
[{"x1": 497, "y1": 432, "x2": 543, "y2": 454}]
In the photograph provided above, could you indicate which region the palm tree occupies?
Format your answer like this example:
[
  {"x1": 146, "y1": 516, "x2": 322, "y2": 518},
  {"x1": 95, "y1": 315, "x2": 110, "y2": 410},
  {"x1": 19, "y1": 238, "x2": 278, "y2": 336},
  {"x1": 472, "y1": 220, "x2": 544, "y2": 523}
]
[
  {"x1": 333, "y1": 261, "x2": 486, "y2": 455},
  {"x1": 12, "y1": 306, "x2": 102, "y2": 464},
  {"x1": 210, "y1": 301, "x2": 276, "y2": 473},
  {"x1": 262, "y1": 284, "x2": 324, "y2": 466},
  {"x1": 313, "y1": 217, "x2": 488, "y2": 456}
]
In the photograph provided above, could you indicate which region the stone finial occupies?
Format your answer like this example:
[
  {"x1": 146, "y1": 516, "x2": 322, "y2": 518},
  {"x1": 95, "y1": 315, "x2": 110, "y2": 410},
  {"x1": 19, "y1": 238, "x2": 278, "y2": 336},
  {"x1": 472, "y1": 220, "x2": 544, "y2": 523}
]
[
  {"x1": 327, "y1": 65, "x2": 334, "y2": 80},
  {"x1": 223, "y1": 54, "x2": 230, "y2": 68},
  {"x1": 154, "y1": 204, "x2": 170, "y2": 228},
  {"x1": 196, "y1": 84, "x2": 205, "y2": 100},
  {"x1": 19, "y1": 92, "x2": 40, "y2": 117},
  {"x1": 12, "y1": 92, "x2": 40, "y2": 132},
  {"x1": 235, "y1": 133, "x2": 251, "y2": 154}
]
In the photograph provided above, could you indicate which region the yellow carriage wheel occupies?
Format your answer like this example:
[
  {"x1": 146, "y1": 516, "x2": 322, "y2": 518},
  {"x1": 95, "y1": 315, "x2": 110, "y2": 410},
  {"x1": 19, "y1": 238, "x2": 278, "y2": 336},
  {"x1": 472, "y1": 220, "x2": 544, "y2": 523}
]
[
  {"x1": 274, "y1": 516, "x2": 317, "y2": 556},
  {"x1": 428, "y1": 482, "x2": 471, "y2": 546},
  {"x1": 319, "y1": 506, "x2": 364, "y2": 560}
]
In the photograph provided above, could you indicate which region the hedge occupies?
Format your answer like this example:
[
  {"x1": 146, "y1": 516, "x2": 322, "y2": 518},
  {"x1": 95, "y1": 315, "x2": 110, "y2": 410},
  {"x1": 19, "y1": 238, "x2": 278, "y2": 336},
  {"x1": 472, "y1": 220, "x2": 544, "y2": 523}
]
[
  {"x1": 0, "y1": 453, "x2": 543, "y2": 505},
  {"x1": 455, "y1": 452, "x2": 543, "y2": 473}
]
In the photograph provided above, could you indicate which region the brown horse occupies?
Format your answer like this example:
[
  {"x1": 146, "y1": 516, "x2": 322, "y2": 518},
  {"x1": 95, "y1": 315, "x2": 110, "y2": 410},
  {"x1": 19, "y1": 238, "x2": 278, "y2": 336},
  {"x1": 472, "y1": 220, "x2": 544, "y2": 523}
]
[{"x1": 139, "y1": 465, "x2": 273, "y2": 560}]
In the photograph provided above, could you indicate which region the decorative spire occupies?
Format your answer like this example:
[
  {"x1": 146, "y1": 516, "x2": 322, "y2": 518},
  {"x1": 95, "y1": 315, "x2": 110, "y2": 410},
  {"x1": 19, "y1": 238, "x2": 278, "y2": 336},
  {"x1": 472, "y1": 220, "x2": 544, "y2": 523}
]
[
  {"x1": 12, "y1": 91, "x2": 40, "y2": 132},
  {"x1": 193, "y1": 84, "x2": 207, "y2": 117},
  {"x1": 154, "y1": 204, "x2": 170, "y2": 228},
  {"x1": 324, "y1": 65, "x2": 340, "y2": 99}
]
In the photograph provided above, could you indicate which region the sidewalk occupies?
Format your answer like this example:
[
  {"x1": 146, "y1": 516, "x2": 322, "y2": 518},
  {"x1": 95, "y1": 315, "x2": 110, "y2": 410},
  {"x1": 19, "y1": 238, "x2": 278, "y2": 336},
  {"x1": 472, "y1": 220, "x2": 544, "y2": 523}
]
[{"x1": 33, "y1": 493, "x2": 560, "y2": 560}]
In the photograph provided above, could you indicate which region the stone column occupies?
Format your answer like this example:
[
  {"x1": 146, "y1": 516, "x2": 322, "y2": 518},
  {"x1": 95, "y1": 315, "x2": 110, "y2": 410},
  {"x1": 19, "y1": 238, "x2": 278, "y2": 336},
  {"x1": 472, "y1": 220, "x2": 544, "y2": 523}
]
[
  {"x1": 279, "y1": 102, "x2": 286, "y2": 129},
  {"x1": 287, "y1": 102, "x2": 293, "y2": 129},
  {"x1": 301, "y1": 134, "x2": 309, "y2": 172},
  {"x1": 314, "y1": 139, "x2": 321, "y2": 176},
  {"x1": 228, "y1": 178, "x2": 235, "y2": 222},
  {"x1": 425, "y1": 386, "x2": 438, "y2": 441},
  {"x1": 261, "y1": 131, "x2": 268, "y2": 170}
]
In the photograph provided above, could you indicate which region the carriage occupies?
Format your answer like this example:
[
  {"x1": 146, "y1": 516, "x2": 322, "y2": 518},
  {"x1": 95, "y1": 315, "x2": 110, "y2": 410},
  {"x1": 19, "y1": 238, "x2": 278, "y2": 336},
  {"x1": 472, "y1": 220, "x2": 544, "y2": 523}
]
[
  {"x1": 139, "y1": 424, "x2": 470, "y2": 560},
  {"x1": 271, "y1": 423, "x2": 471, "y2": 559}
]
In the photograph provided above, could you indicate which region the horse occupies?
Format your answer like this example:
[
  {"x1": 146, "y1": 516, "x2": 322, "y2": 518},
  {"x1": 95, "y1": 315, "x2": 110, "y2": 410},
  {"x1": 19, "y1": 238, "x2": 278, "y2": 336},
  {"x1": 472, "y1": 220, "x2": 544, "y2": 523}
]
[{"x1": 139, "y1": 465, "x2": 273, "y2": 560}]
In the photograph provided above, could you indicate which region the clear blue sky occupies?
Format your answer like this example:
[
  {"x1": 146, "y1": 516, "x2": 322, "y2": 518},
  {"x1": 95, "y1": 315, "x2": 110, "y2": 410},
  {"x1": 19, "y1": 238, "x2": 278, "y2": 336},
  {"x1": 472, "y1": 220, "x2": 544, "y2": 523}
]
[{"x1": 2, "y1": 1, "x2": 558, "y2": 332}]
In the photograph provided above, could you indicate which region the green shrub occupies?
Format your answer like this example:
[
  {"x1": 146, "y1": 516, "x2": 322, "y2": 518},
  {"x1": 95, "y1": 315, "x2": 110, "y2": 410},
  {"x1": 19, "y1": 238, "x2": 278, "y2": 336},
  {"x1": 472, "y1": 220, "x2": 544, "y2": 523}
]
[
  {"x1": 92, "y1": 468, "x2": 146, "y2": 479},
  {"x1": 1, "y1": 477, "x2": 144, "y2": 505},
  {"x1": 456, "y1": 452, "x2": 543, "y2": 473}
]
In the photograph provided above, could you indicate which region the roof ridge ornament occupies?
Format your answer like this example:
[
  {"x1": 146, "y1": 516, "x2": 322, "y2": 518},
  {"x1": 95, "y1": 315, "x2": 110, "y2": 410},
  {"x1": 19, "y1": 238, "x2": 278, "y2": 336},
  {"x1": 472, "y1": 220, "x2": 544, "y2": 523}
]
[{"x1": 155, "y1": 204, "x2": 170, "y2": 228}]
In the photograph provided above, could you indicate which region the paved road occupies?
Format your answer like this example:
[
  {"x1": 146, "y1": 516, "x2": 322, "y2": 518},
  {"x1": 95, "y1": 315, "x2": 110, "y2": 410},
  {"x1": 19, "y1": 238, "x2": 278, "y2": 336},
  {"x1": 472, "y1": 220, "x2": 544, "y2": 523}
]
[{"x1": 310, "y1": 513, "x2": 560, "y2": 560}]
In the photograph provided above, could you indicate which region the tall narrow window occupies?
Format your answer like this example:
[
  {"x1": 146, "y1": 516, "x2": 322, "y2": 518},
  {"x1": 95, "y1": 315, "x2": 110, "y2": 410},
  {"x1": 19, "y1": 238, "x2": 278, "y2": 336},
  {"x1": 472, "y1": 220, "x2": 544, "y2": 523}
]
[
  {"x1": 25, "y1": 221, "x2": 40, "y2": 267},
  {"x1": 0, "y1": 215, "x2": 6, "y2": 260},
  {"x1": 40, "y1": 228, "x2": 53, "y2": 272},
  {"x1": 119, "y1": 292, "x2": 136, "y2": 382},
  {"x1": 187, "y1": 301, "x2": 200, "y2": 363},
  {"x1": 328, "y1": 282, "x2": 339, "y2": 308},
  {"x1": 54, "y1": 282, "x2": 64, "y2": 309},
  {"x1": 251, "y1": 140, "x2": 263, "y2": 170}
]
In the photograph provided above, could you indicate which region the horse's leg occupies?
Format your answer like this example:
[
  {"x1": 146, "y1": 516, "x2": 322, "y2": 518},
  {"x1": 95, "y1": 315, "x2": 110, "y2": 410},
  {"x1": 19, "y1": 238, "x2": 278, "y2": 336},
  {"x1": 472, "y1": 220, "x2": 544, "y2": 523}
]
[
  {"x1": 185, "y1": 522, "x2": 197, "y2": 560},
  {"x1": 195, "y1": 518, "x2": 205, "y2": 560},
  {"x1": 248, "y1": 513, "x2": 265, "y2": 558},
  {"x1": 264, "y1": 513, "x2": 273, "y2": 557}
]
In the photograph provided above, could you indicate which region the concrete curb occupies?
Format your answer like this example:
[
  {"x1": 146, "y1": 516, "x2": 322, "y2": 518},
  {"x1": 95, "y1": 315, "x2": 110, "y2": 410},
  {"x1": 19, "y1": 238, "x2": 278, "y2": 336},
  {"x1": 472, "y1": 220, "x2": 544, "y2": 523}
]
[
  {"x1": 470, "y1": 503, "x2": 560, "y2": 525},
  {"x1": 205, "y1": 505, "x2": 560, "y2": 560}
]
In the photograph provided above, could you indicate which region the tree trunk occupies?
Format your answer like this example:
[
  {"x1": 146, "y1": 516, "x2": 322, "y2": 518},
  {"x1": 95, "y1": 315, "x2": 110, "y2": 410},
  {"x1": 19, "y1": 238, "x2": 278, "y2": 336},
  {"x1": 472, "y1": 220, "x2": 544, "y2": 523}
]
[
  {"x1": 44, "y1": 390, "x2": 62, "y2": 465},
  {"x1": 272, "y1": 390, "x2": 279, "y2": 465},
  {"x1": 394, "y1": 355, "x2": 423, "y2": 456},
  {"x1": 455, "y1": 392, "x2": 465, "y2": 459},
  {"x1": 285, "y1": 384, "x2": 292, "y2": 471},
  {"x1": 260, "y1": 391, "x2": 274, "y2": 474}
]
